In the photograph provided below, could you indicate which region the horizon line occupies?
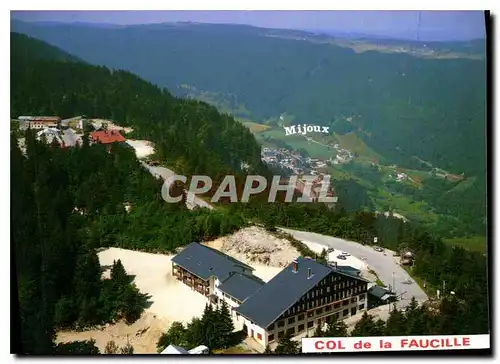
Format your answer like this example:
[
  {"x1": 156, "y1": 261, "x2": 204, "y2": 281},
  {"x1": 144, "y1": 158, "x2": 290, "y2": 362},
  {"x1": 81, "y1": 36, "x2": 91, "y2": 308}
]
[{"x1": 10, "y1": 17, "x2": 486, "y2": 42}]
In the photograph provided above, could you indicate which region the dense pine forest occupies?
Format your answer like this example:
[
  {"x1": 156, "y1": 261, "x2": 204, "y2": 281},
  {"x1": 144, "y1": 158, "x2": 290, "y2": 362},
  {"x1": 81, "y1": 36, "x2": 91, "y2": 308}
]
[
  {"x1": 11, "y1": 33, "x2": 489, "y2": 354},
  {"x1": 11, "y1": 33, "x2": 267, "y2": 178},
  {"x1": 11, "y1": 21, "x2": 487, "y2": 240},
  {"x1": 11, "y1": 21, "x2": 486, "y2": 177}
]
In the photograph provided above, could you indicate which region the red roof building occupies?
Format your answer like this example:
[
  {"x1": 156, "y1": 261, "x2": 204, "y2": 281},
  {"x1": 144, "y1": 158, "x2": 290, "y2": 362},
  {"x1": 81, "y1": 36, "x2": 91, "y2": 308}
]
[{"x1": 90, "y1": 130, "x2": 126, "y2": 144}]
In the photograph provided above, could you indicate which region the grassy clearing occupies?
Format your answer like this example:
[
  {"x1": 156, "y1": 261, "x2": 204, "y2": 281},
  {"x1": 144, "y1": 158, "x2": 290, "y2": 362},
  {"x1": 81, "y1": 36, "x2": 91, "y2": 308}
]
[
  {"x1": 258, "y1": 128, "x2": 335, "y2": 159},
  {"x1": 400, "y1": 168, "x2": 429, "y2": 186},
  {"x1": 326, "y1": 166, "x2": 352, "y2": 181},
  {"x1": 240, "y1": 120, "x2": 270, "y2": 133},
  {"x1": 371, "y1": 189, "x2": 439, "y2": 224},
  {"x1": 443, "y1": 236, "x2": 487, "y2": 254},
  {"x1": 334, "y1": 132, "x2": 382, "y2": 162}
]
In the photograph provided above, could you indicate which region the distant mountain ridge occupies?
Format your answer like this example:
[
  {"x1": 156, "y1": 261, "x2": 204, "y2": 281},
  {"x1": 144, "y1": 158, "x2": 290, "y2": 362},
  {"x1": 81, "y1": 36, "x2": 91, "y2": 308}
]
[
  {"x1": 10, "y1": 20, "x2": 486, "y2": 176},
  {"x1": 10, "y1": 32, "x2": 83, "y2": 63}
]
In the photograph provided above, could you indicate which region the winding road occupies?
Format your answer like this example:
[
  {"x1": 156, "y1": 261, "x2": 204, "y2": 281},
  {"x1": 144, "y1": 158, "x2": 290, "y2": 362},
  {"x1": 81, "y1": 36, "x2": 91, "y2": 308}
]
[{"x1": 141, "y1": 162, "x2": 214, "y2": 210}]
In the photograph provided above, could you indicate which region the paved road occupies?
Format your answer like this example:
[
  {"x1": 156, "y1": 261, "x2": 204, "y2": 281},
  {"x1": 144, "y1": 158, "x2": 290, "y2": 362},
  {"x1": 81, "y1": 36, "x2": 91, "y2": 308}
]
[
  {"x1": 141, "y1": 162, "x2": 214, "y2": 210},
  {"x1": 280, "y1": 228, "x2": 428, "y2": 310}
]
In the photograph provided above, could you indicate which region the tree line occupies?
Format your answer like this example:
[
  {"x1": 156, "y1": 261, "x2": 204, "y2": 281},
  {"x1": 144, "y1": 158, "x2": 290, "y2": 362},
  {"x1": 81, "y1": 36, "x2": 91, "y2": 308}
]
[
  {"x1": 156, "y1": 301, "x2": 241, "y2": 353},
  {"x1": 11, "y1": 132, "x2": 154, "y2": 354}
]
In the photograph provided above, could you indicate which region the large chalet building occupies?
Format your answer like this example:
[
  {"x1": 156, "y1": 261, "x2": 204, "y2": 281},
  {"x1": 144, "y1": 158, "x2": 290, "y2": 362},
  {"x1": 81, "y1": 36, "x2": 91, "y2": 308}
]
[
  {"x1": 171, "y1": 243, "x2": 265, "y2": 305},
  {"x1": 171, "y1": 243, "x2": 369, "y2": 349}
]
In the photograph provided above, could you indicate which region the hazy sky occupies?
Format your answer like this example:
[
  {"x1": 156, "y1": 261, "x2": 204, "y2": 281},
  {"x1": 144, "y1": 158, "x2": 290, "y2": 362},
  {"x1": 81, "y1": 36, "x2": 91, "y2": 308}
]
[{"x1": 11, "y1": 10, "x2": 486, "y2": 41}]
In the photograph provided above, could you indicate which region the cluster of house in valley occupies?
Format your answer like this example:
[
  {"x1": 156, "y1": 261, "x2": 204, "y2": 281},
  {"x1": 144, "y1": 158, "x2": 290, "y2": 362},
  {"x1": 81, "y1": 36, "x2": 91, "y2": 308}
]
[
  {"x1": 260, "y1": 147, "x2": 336, "y2": 203},
  {"x1": 261, "y1": 144, "x2": 354, "y2": 177},
  {"x1": 14, "y1": 115, "x2": 133, "y2": 152},
  {"x1": 170, "y1": 242, "x2": 396, "y2": 351},
  {"x1": 261, "y1": 147, "x2": 329, "y2": 176}
]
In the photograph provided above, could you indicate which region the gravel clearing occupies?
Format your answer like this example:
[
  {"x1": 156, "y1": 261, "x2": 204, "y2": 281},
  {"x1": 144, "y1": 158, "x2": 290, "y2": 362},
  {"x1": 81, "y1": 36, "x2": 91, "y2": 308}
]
[
  {"x1": 98, "y1": 248, "x2": 209, "y2": 325},
  {"x1": 125, "y1": 139, "x2": 155, "y2": 159},
  {"x1": 205, "y1": 226, "x2": 300, "y2": 268}
]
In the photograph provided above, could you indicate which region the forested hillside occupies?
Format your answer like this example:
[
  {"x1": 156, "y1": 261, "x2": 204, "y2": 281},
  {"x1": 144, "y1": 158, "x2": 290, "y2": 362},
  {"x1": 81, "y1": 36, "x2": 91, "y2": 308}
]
[
  {"x1": 11, "y1": 21, "x2": 487, "y2": 177},
  {"x1": 11, "y1": 21, "x2": 487, "y2": 241},
  {"x1": 10, "y1": 32, "x2": 253, "y2": 354},
  {"x1": 11, "y1": 32, "x2": 83, "y2": 63},
  {"x1": 10, "y1": 32, "x2": 266, "y2": 178}
]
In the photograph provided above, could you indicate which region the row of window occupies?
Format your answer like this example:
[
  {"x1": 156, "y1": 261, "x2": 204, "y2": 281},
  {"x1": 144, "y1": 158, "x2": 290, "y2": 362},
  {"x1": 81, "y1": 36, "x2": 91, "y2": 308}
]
[
  {"x1": 285, "y1": 291, "x2": 366, "y2": 317},
  {"x1": 272, "y1": 297, "x2": 365, "y2": 330},
  {"x1": 269, "y1": 304, "x2": 366, "y2": 343}
]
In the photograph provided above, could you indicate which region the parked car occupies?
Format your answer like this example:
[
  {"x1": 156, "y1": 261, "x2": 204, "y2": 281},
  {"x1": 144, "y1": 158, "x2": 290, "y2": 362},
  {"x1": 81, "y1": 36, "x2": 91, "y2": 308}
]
[
  {"x1": 327, "y1": 248, "x2": 335, "y2": 253},
  {"x1": 374, "y1": 247, "x2": 384, "y2": 252},
  {"x1": 337, "y1": 255, "x2": 347, "y2": 260},
  {"x1": 341, "y1": 252, "x2": 350, "y2": 256}
]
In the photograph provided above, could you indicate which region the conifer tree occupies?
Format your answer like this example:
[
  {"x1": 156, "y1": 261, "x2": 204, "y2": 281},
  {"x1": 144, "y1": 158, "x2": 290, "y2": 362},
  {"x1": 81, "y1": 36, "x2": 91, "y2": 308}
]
[
  {"x1": 104, "y1": 340, "x2": 119, "y2": 354},
  {"x1": 216, "y1": 300, "x2": 235, "y2": 349},
  {"x1": 385, "y1": 304, "x2": 407, "y2": 336},
  {"x1": 156, "y1": 321, "x2": 188, "y2": 352},
  {"x1": 120, "y1": 343, "x2": 134, "y2": 354},
  {"x1": 110, "y1": 259, "x2": 131, "y2": 286},
  {"x1": 324, "y1": 316, "x2": 348, "y2": 337},
  {"x1": 274, "y1": 332, "x2": 300, "y2": 354},
  {"x1": 351, "y1": 311, "x2": 386, "y2": 337}
]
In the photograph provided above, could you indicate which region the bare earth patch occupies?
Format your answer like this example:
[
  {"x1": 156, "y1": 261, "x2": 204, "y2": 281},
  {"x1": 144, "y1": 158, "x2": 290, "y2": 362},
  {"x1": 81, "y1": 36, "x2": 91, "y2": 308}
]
[
  {"x1": 125, "y1": 139, "x2": 155, "y2": 159},
  {"x1": 97, "y1": 248, "x2": 209, "y2": 325},
  {"x1": 57, "y1": 247, "x2": 210, "y2": 354},
  {"x1": 56, "y1": 312, "x2": 168, "y2": 354},
  {"x1": 205, "y1": 226, "x2": 300, "y2": 269}
]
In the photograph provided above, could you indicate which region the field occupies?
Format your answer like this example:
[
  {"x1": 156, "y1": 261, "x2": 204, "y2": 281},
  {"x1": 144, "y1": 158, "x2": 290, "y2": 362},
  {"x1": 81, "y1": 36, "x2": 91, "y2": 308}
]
[
  {"x1": 333, "y1": 132, "x2": 383, "y2": 163},
  {"x1": 370, "y1": 189, "x2": 439, "y2": 225},
  {"x1": 443, "y1": 236, "x2": 487, "y2": 254},
  {"x1": 326, "y1": 166, "x2": 353, "y2": 181},
  {"x1": 239, "y1": 119, "x2": 270, "y2": 133},
  {"x1": 256, "y1": 128, "x2": 335, "y2": 159}
]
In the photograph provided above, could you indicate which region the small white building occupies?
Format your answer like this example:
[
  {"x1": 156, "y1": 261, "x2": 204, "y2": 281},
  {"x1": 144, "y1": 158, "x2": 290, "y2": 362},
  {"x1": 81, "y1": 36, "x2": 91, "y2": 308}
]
[
  {"x1": 161, "y1": 344, "x2": 209, "y2": 354},
  {"x1": 161, "y1": 345, "x2": 189, "y2": 354},
  {"x1": 36, "y1": 128, "x2": 63, "y2": 145}
]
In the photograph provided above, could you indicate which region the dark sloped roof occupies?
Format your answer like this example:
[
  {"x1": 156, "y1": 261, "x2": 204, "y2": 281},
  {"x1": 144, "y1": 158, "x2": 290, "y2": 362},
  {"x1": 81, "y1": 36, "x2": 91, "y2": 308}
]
[
  {"x1": 368, "y1": 285, "x2": 395, "y2": 299},
  {"x1": 218, "y1": 272, "x2": 265, "y2": 303},
  {"x1": 235, "y1": 257, "x2": 333, "y2": 328},
  {"x1": 171, "y1": 242, "x2": 254, "y2": 281},
  {"x1": 236, "y1": 258, "x2": 371, "y2": 328}
]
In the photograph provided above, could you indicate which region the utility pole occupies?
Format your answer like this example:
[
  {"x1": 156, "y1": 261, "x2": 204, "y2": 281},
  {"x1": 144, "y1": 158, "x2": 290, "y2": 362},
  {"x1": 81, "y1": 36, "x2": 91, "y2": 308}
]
[{"x1": 392, "y1": 272, "x2": 395, "y2": 294}]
